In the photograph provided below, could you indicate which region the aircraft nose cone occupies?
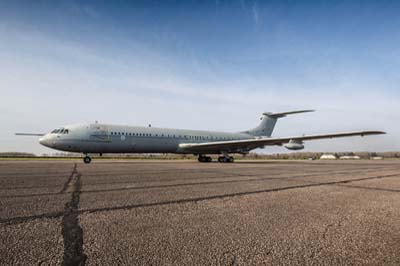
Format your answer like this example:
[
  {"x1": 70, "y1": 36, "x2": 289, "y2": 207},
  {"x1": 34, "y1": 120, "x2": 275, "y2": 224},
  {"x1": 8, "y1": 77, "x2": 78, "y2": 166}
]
[{"x1": 39, "y1": 135, "x2": 52, "y2": 147}]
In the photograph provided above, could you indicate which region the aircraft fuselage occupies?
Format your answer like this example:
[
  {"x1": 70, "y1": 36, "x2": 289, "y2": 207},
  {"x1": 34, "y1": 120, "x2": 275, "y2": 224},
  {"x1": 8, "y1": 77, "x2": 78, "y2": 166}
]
[{"x1": 39, "y1": 123, "x2": 252, "y2": 154}]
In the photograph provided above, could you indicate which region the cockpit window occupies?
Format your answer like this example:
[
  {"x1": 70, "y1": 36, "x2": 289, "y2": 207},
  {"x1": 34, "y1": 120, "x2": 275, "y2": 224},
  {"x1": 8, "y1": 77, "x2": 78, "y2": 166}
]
[{"x1": 51, "y1": 128, "x2": 69, "y2": 134}]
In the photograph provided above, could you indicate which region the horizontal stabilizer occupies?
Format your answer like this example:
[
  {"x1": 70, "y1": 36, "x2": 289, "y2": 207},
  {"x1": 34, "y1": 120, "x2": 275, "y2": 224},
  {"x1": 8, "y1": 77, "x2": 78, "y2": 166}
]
[
  {"x1": 262, "y1": 109, "x2": 315, "y2": 118},
  {"x1": 15, "y1": 133, "x2": 45, "y2": 136}
]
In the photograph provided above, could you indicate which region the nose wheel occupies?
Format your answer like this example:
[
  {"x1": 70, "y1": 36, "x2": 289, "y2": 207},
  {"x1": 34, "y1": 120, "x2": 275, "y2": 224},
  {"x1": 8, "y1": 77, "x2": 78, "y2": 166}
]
[{"x1": 83, "y1": 155, "x2": 92, "y2": 164}]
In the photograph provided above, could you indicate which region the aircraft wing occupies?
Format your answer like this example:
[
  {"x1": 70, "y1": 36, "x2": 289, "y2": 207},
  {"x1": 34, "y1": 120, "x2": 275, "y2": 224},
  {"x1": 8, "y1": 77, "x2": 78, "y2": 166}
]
[{"x1": 179, "y1": 131, "x2": 386, "y2": 154}]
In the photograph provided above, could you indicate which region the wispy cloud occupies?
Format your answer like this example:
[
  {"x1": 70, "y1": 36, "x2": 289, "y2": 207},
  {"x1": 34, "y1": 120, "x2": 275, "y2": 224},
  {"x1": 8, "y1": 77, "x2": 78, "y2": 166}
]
[{"x1": 252, "y1": 2, "x2": 259, "y2": 25}]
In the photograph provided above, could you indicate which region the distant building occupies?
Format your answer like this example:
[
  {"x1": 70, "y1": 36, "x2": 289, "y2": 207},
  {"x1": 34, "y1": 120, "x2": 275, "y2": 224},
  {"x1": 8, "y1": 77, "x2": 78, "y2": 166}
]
[
  {"x1": 339, "y1": 155, "x2": 360, "y2": 160},
  {"x1": 320, "y1": 154, "x2": 337, "y2": 160}
]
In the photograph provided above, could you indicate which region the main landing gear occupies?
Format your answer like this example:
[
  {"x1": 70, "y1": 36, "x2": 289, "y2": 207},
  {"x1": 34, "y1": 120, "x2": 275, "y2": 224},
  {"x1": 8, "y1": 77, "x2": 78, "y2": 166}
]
[
  {"x1": 218, "y1": 156, "x2": 234, "y2": 163},
  {"x1": 198, "y1": 155, "x2": 212, "y2": 163},
  {"x1": 197, "y1": 154, "x2": 234, "y2": 163},
  {"x1": 83, "y1": 155, "x2": 92, "y2": 164}
]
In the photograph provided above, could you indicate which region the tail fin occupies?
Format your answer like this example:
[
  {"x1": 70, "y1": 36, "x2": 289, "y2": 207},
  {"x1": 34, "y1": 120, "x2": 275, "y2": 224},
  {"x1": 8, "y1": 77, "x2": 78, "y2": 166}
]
[{"x1": 243, "y1": 110, "x2": 315, "y2": 137}]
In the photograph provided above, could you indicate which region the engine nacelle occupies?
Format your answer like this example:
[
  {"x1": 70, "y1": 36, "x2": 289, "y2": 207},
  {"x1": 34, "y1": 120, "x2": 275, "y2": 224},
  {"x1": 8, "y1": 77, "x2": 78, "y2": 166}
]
[{"x1": 284, "y1": 139, "x2": 304, "y2": 150}]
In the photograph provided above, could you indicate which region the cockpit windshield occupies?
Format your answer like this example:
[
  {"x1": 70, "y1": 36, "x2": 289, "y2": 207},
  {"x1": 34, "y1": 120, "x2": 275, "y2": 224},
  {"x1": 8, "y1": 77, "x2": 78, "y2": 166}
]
[{"x1": 51, "y1": 128, "x2": 69, "y2": 134}]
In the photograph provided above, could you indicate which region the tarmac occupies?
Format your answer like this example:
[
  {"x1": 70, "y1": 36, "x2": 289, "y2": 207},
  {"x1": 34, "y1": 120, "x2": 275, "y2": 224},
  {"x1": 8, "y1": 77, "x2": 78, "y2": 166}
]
[{"x1": 0, "y1": 159, "x2": 399, "y2": 266}]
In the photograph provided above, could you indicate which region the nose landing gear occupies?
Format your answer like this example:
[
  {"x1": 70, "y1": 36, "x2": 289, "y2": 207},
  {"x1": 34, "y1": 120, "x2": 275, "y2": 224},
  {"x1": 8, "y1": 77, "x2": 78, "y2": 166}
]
[{"x1": 83, "y1": 155, "x2": 92, "y2": 164}]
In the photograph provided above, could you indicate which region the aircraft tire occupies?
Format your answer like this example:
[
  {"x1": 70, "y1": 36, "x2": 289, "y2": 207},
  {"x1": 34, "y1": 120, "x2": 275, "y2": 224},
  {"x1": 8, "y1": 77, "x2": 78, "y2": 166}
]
[
  {"x1": 199, "y1": 155, "x2": 212, "y2": 163},
  {"x1": 218, "y1": 156, "x2": 227, "y2": 163},
  {"x1": 218, "y1": 156, "x2": 234, "y2": 163},
  {"x1": 83, "y1": 156, "x2": 92, "y2": 164}
]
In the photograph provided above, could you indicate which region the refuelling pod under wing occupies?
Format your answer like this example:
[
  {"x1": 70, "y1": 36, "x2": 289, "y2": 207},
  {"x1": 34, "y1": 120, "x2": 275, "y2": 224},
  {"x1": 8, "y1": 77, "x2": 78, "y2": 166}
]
[{"x1": 284, "y1": 139, "x2": 304, "y2": 150}]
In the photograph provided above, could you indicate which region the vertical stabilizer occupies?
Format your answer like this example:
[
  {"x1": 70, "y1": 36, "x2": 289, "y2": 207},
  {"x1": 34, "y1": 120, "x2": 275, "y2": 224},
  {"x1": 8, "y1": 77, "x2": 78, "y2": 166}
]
[{"x1": 243, "y1": 110, "x2": 315, "y2": 137}]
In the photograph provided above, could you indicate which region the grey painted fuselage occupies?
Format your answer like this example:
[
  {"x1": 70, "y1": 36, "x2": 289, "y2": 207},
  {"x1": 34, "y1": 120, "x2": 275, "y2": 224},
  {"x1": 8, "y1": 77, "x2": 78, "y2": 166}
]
[{"x1": 39, "y1": 123, "x2": 253, "y2": 154}]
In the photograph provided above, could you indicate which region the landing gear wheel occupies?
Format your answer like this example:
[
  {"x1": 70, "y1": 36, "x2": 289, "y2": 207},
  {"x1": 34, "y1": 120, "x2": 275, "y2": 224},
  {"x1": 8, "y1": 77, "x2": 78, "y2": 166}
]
[
  {"x1": 83, "y1": 156, "x2": 92, "y2": 164},
  {"x1": 218, "y1": 156, "x2": 234, "y2": 163},
  {"x1": 198, "y1": 155, "x2": 212, "y2": 163}
]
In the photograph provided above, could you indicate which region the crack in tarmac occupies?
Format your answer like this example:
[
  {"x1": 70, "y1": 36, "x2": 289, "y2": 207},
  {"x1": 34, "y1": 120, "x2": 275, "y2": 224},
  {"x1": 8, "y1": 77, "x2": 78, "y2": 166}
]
[
  {"x1": 1, "y1": 173, "x2": 399, "y2": 226},
  {"x1": 60, "y1": 164, "x2": 78, "y2": 194},
  {"x1": 79, "y1": 166, "x2": 385, "y2": 183},
  {"x1": 1, "y1": 167, "x2": 394, "y2": 199},
  {"x1": 77, "y1": 169, "x2": 398, "y2": 194},
  {"x1": 61, "y1": 169, "x2": 87, "y2": 266},
  {"x1": 79, "y1": 173, "x2": 400, "y2": 215},
  {"x1": 78, "y1": 168, "x2": 396, "y2": 194},
  {"x1": 0, "y1": 211, "x2": 64, "y2": 225}
]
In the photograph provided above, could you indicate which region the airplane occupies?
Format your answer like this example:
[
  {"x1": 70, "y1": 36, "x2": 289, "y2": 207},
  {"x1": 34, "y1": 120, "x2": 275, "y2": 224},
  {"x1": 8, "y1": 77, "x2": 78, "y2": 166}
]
[{"x1": 15, "y1": 110, "x2": 385, "y2": 164}]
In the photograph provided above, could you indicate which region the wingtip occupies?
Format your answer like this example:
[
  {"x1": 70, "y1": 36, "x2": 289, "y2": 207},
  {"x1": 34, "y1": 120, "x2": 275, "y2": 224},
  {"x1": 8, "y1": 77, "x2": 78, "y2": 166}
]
[{"x1": 364, "y1": 131, "x2": 386, "y2": 136}]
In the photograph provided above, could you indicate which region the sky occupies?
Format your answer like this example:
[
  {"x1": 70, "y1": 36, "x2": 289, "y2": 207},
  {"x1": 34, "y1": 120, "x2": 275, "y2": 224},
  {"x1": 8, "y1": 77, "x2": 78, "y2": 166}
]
[{"x1": 0, "y1": 0, "x2": 399, "y2": 155}]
